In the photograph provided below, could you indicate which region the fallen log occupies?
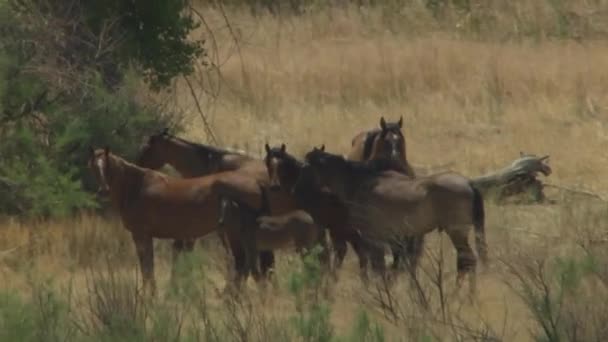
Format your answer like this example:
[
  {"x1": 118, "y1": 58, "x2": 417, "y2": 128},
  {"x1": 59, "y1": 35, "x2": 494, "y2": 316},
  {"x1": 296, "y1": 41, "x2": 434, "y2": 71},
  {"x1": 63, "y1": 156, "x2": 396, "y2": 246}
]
[{"x1": 470, "y1": 152, "x2": 553, "y2": 203}]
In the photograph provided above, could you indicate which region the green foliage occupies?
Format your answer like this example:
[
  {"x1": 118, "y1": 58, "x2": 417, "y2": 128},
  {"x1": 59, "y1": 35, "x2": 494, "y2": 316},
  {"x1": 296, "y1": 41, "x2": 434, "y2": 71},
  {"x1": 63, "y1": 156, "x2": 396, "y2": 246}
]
[
  {"x1": 291, "y1": 302, "x2": 334, "y2": 342},
  {"x1": 0, "y1": 0, "x2": 188, "y2": 218},
  {"x1": 288, "y1": 244, "x2": 325, "y2": 297},
  {"x1": 336, "y1": 309, "x2": 385, "y2": 342},
  {"x1": 0, "y1": 284, "x2": 74, "y2": 342},
  {"x1": 83, "y1": 0, "x2": 204, "y2": 90},
  {"x1": 511, "y1": 255, "x2": 607, "y2": 342},
  {"x1": 287, "y1": 245, "x2": 336, "y2": 342},
  {"x1": 0, "y1": 66, "x2": 176, "y2": 217},
  {"x1": 0, "y1": 291, "x2": 37, "y2": 342}
]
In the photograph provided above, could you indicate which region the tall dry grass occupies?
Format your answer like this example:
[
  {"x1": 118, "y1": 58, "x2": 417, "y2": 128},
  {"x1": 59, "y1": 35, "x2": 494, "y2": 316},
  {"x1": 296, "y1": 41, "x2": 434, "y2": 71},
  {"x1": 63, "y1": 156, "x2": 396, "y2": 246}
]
[{"x1": 2, "y1": 1, "x2": 608, "y2": 341}]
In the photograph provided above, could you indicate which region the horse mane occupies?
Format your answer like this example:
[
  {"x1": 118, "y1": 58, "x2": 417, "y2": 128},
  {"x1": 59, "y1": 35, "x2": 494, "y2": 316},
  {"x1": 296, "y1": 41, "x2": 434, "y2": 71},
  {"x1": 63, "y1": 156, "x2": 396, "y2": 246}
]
[
  {"x1": 279, "y1": 150, "x2": 305, "y2": 169},
  {"x1": 109, "y1": 152, "x2": 158, "y2": 176},
  {"x1": 166, "y1": 134, "x2": 251, "y2": 159},
  {"x1": 361, "y1": 130, "x2": 381, "y2": 160}
]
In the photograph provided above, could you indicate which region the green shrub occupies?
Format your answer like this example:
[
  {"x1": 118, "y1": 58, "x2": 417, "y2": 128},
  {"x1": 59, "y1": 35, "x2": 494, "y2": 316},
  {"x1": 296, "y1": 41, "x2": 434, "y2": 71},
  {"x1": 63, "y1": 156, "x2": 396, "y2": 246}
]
[{"x1": 0, "y1": 0, "x2": 193, "y2": 218}]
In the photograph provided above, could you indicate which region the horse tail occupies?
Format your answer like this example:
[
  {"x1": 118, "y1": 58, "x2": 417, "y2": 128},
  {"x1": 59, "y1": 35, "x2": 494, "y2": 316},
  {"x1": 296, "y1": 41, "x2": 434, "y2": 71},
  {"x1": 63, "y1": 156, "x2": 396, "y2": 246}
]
[{"x1": 471, "y1": 184, "x2": 488, "y2": 265}]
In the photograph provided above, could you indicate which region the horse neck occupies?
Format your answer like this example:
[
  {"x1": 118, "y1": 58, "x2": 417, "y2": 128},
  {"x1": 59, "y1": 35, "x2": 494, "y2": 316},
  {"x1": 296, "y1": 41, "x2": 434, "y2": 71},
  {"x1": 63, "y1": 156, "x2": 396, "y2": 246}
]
[
  {"x1": 281, "y1": 159, "x2": 304, "y2": 191},
  {"x1": 107, "y1": 157, "x2": 145, "y2": 209},
  {"x1": 163, "y1": 141, "x2": 211, "y2": 177}
]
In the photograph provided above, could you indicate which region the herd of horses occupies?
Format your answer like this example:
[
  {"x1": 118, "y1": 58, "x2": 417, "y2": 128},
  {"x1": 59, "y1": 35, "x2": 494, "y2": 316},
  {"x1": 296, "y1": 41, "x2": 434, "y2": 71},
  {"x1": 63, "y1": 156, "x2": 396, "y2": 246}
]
[{"x1": 87, "y1": 116, "x2": 488, "y2": 297}]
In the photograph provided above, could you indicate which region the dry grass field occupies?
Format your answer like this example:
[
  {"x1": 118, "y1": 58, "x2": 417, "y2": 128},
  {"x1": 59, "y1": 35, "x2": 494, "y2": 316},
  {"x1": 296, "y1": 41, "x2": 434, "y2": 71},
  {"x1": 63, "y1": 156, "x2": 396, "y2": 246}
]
[{"x1": 1, "y1": 2, "x2": 608, "y2": 341}]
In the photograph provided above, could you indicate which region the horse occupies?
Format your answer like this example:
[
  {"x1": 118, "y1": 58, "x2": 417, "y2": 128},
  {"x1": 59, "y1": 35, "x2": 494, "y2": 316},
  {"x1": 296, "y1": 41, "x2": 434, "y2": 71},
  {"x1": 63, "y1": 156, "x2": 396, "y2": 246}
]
[
  {"x1": 136, "y1": 129, "x2": 308, "y2": 279},
  {"x1": 302, "y1": 146, "x2": 488, "y2": 296},
  {"x1": 349, "y1": 116, "x2": 416, "y2": 177},
  {"x1": 263, "y1": 143, "x2": 384, "y2": 279},
  {"x1": 87, "y1": 147, "x2": 268, "y2": 293},
  {"x1": 218, "y1": 180, "x2": 331, "y2": 278},
  {"x1": 347, "y1": 116, "x2": 423, "y2": 273},
  {"x1": 253, "y1": 185, "x2": 328, "y2": 264},
  {"x1": 137, "y1": 128, "x2": 277, "y2": 279}
]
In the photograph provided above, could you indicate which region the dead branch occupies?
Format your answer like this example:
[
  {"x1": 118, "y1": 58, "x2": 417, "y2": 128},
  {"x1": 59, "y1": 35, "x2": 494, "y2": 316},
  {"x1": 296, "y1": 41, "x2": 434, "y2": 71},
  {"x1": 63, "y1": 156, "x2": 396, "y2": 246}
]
[
  {"x1": 470, "y1": 152, "x2": 552, "y2": 203},
  {"x1": 544, "y1": 183, "x2": 607, "y2": 202},
  {"x1": 0, "y1": 245, "x2": 21, "y2": 259}
]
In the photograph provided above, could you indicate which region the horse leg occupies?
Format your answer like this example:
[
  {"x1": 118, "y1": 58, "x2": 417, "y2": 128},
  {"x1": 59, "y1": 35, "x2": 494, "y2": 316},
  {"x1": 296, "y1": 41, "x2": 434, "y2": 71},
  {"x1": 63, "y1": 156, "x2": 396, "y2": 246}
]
[
  {"x1": 132, "y1": 234, "x2": 156, "y2": 296},
  {"x1": 259, "y1": 250, "x2": 275, "y2": 280},
  {"x1": 239, "y1": 212, "x2": 261, "y2": 283},
  {"x1": 330, "y1": 229, "x2": 348, "y2": 272},
  {"x1": 366, "y1": 241, "x2": 387, "y2": 281},
  {"x1": 316, "y1": 230, "x2": 331, "y2": 273},
  {"x1": 171, "y1": 240, "x2": 185, "y2": 285},
  {"x1": 350, "y1": 238, "x2": 370, "y2": 283},
  {"x1": 226, "y1": 236, "x2": 248, "y2": 291},
  {"x1": 446, "y1": 229, "x2": 477, "y2": 298},
  {"x1": 390, "y1": 240, "x2": 404, "y2": 271},
  {"x1": 404, "y1": 235, "x2": 425, "y2": 280}
]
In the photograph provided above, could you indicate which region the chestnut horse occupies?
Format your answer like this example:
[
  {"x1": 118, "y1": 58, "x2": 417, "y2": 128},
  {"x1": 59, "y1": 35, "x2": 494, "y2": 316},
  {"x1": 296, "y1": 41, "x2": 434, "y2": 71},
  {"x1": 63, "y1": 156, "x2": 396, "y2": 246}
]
[
  {"x1": 263, "y1": 143, "x2": 385, "y2": 278},
  {"x1": 88, "y1": 147, "x2": 268, "y2": 293},
  {"x1": 303, "y1": 146, "x2": 488, "y2": 295},
  {"x1": 137, "y1": 129, "x2": 279, "y2": 278},
  {"x1": 347, "y1": 116, "x2": 423, "y2": 273}
]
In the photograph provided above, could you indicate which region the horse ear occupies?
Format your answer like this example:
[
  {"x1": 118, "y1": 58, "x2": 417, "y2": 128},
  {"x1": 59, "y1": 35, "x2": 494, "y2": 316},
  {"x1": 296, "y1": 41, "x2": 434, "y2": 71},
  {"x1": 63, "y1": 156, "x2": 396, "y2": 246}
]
[
  {"x1": 320, "y1": 144, "x2": 325, "y2": 152},
  {"x1": 398, "y1": 116, "x2": 403, "y2": 128},
  {"x1": 519, "y1": 151, "x2": 524, "y2": 157},
  {"x1": 265, "y1": 143, "x2": 271, "y2": 153},
  {"x1": 88, "y1": 146, "x2": 95, "y2": 156},
  {"x1": 104, "y1": 146, "x2": 110, "y2": 156},
  {"x1": 280, "y1": 143, "x2": 286, "y2": 153},
  {"x1": 380, "y1": 117, "x2": 387, "y2": 130}
]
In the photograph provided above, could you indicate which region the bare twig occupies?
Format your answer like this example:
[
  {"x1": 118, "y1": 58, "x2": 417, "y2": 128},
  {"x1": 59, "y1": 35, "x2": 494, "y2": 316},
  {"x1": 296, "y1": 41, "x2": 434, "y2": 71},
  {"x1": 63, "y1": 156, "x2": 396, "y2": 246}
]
[
  {"x1": 216, "y1": 1, "x2": 251, "y2": 93},
  {"x1": 183, "y1": 75, "x2": 219, "y2": 145}
]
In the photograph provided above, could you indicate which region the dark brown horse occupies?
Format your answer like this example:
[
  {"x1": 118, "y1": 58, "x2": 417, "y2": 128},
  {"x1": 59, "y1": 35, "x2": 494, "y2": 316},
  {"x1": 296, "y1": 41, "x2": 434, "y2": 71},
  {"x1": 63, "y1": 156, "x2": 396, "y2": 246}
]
[
  {"x1": 136, "y1": 129, "x2": 303, "y2": 278},
  {"x1": 87, "y1": 147, "x2": 267, "y2": 293},
  {"x1": 348, "y1": 116, "x2": 423, "y2": 272},
  {"x1": 303, "y1": 146, "x2": 488, "y2": 295},
  {"x1": 263, "y1": 143, "x2": 384, "y2": 278}
]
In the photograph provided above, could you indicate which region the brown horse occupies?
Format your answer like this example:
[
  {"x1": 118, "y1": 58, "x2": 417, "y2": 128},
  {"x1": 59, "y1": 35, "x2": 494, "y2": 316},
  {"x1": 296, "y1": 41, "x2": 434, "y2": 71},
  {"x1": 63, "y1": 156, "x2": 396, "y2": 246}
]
[
  {"x1": 263, "y1": 143, "x2": 384, "y2": 278},
  {"x1": 137, "y1": 129, "x2": 277, "y2": 279},
  {"x1": 348, "y1": 116, "x2": 415, "y2": 177},
  {"x1": 87, "y1": 147, "x2": 270, "y2": 293},
  {"x1": 136, "y1": 129, "x2": 306, "y2": 278},
  {"x1": 303, "y1": 146, "x2": 488, "y2": 295},
  {"x1": 348, "y1": 116, "x2": 422, "y2": 272}
]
